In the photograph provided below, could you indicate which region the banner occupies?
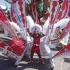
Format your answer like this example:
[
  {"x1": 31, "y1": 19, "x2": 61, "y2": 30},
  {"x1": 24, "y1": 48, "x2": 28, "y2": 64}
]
[
  {"x1": 56, "y1": 0, "x2": 68, "y2": 20},
  {"x1": 47, "y1": 0, "x2": 69, "y2": 44},
  {"x1": 50, "y1": 0, "x2": 59, "y2": 24},
  {"x1": 11, "y1": 0, "x2": 26, "y2": 25},
  {"x1": 53, "y1": 44, "x2": 70, "y2": 58},
  {"x1": 11, "y1": 0, "x2": 27, "y2": 40},
  {"x1": 0, "y1": 39, "x2": 25, "y2": 63},
  {"x1": 11, "y1": 5, "x2": 17, "y2": 23},
  {"x1": 54, "y1": 20, "x2": 70, "y2": 46},
  {"x1": 66, "y1": 0, "x2": 70, "y2": 17},
  {"x1": 0, "y1": 7, "x2": 17, "y2": 39},
  {"x1": 31, "y1": 0, "x2": 39, "y2": 24},
  {"x1": 50, "y1": 0, "x2": 68, "y2": 24}
]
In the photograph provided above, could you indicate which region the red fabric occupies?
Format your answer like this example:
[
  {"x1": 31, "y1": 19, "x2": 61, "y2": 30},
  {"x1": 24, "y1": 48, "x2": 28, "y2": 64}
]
[
  {"x1": 0, "y1": 39, "x2": 13, "y2": 53},
  {"x1": 0, "y1": 7, "x2": 17, "y2": 39},
  {"x1": 31, "y1": 37, "x2": 40, "y2": 53},
  {"x1": 0, "y1": 40, "x2": 7, "y2": 48},
  {"x1": 50, "y1": 0, "x2": 68, "y2": 24},
  {"x1": 53, "y1": 44, "x2": 70, "y2": 58},
  {"x1": 33, "y1": 37, "x2": 40, "y2": 45},
  {"x1": 31, "y1": 0, "x2": 39, "y2": 24},
  {"x1": 11, "y1": 5, "x2": 17, "y2": 24},
  {"x1": 55, "y1": 21, "x2": 70, "y2": 49},
  {"x1": 57, "y1": 0, "x2": 68, "y2": 20},
  {"x1": 9, "y1": 39, "x2": 25, "y2": 56},
  {"x1": 0, "y1": 39, "x2": 25, "y2": 56},
  {"x1": 31, "y1": 45, "x2": 40, "y2": 53},
  {"x1": 58, "y1": 21, "x2": 70, "y2": 40}
]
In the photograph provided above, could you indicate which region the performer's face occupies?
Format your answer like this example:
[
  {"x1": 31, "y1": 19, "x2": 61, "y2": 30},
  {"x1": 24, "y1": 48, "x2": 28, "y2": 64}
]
[
  {"x1": 33, "y1": 31, "x2": 39, "y2": 37},
  {"x1": 34, "y1": 31, "x2": 38, "y2": 34},
  {"x1": 43, "y1": 11, "x2": 50, "y2": 19}
]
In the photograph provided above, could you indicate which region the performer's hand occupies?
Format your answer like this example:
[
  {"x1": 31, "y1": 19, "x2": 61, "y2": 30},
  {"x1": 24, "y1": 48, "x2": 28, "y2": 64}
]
[
  {"x1": 36, "y1": 44, "x2": 39, "y2": 46},
  {"x1": 34, "y1": 44, "x2": 39, "y2": 46}
]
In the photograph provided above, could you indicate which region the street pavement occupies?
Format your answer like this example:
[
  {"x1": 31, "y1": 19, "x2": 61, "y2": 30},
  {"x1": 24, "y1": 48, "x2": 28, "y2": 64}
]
[
  {"x1": 0, "y1": 48, "x2": 70, "y2": 70},
  {"x1": 0, "y1": 33, "x2": 70, "y2": 70}
]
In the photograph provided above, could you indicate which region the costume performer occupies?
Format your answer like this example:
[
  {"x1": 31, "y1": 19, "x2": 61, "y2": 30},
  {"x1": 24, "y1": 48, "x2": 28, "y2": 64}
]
[{"x1": 29, "y1": 24, "x2": 45, "y2": 64}]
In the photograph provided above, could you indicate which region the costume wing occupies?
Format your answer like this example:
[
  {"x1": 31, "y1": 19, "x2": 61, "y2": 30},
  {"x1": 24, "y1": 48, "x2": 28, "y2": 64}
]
[
  {"x1": 26, "y1": 15, "x2": 35, "y2": 31},
  {"x1": 10, "y1": 22, "x2": 20, "y2": 33},
  {"x1": 42, "y1": 17, "x2": 50, "y2": 34}
]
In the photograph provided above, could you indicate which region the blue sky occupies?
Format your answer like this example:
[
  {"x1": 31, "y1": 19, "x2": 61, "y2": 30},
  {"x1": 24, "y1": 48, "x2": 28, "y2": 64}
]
[{"x1": 0, "y1": 0, "x2": 10, "y2": 8}]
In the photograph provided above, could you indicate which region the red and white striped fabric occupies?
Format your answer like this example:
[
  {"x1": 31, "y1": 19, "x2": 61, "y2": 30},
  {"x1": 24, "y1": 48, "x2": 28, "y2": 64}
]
[
  {"x1": 11, "y1": 0, "x2": 27, "y2": 40},
  {"x1": 17, "y1": 0, "x2": 26, "y2": 24},
  {"x1": 11, "y1": 0, "x2": 26, "y2": 25},
  {"x1": 31, "y1": 0, "x2": 39, "y2": 24},
  {"x1": 6, "y1": 0, "x2": 26, "y2": 25},
  {"x1": 50, "y1": 0, "x2": 59, "y2": 24},
  {"x1": 50, "y1": 0, "x2": 68, "y2": 24},
  {"x1": 11, "y1": 5, "x2": 17, "y2": 23},
  {"x1": 58, "y1": 20, "x2": 70, "y2": 40},
  {"x1": 53, "y1": 44, "x2": 70, "y2": 58},
  {"x1": 55, "y1": 20, "x2": 70, "y2": 47},
  {"x1": 47, "y1": 0, "x2": 69, "y2": 44},
  {"x1": 0, "y1": 38, "x2": 25, "y2": 62},
  {"x1": 0, "y1": 7, "x2": 17, "y2": 39},
  {"x1": 66, "y1": 0, "x2": 70, "y2": 17},
  {"x1": 56, "y1": 0, "x2": 68, "y2": 21}
]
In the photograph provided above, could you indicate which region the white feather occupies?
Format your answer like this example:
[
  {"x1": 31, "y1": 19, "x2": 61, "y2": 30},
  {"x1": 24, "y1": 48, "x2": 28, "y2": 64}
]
[
  {"x1": 42, "y1": 17, "x2": 50, "y2": 34},
  {"x1": 26, "y1": 15, "x2": 34, "y2": 31},
  {"x1": 10, "y1": 22, "x2": 20, "y2": 32}
]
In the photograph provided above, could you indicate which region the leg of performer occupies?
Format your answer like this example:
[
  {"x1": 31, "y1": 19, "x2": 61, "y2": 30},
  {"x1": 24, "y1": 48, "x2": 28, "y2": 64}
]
[
  {"x1": 30, "y1": 52, "x2": 34, "y2": 63},
  {"x1": 37, "y1": 52, "x2": 45, "y2": 65},
  {"x1": 30, "y1": 46, "x2": 35, "y2": 63},
  {"x1": 44, "y1": 44, "x2": 55, "y2": 68},
  {"x1": 36, "y1": 46, "x2": 45, "y2": 65}
]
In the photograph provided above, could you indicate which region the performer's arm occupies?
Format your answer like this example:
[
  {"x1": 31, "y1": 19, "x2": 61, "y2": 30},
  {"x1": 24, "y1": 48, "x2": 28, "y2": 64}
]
[
  {"x1": 39, "y1": 32, "x2": 47, "y2": 38},
  {"x1": 27, "y1": 29, "x2": 33, "y2": 37}
]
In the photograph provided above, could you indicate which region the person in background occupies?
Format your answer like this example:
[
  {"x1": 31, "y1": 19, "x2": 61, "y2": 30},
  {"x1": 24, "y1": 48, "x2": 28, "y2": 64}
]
[{"x1": 40, "y1": 10, "x2": 50, "y2": 26}]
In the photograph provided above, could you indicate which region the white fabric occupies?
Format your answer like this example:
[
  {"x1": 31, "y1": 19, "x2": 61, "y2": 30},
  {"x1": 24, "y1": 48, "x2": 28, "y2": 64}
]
[
  {"x1": 0, "y1": 21, "x2": 21, "y2": 37},
  {"x1": 40, "y1": 41, "x2": 55, "y2": 68},
  {"x1": 43, "y1": 17, "x2": 50, "y2": 34},
  {"x1": 54, "y1": 18, "x2": 70, "y2": 29},
  {"x1": 26, "y1": 15, "x2": 34, "y2": 31},
  {"x1": 10, "y1": 22, "x2": 20, "y2": 33},
  {"x1": 25, "y1": 35, "x2": 33, "y2": 55},
  {"x1": 42, "y1": 18, "x2": 70, "y2": 39},
  {"x1": 51, "y1": 18, "x2": 70, "y2": 38},
  {"x1": 60, "y1": 33, "x2": 69, "y2": 45},
  {"x1": 2, "y1": 21, "x2": 26, "y2": 39}
]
